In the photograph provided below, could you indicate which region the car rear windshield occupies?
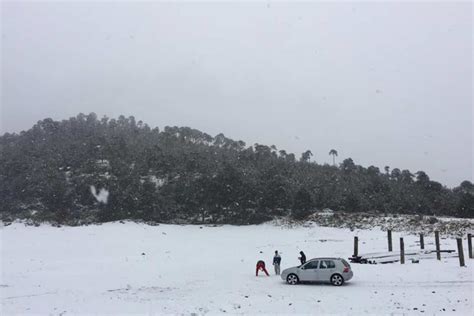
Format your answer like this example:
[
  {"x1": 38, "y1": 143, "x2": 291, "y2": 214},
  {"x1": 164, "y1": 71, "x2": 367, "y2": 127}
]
[{"x1": 341, "y1": 259, "x2": 350, "y2": 267}]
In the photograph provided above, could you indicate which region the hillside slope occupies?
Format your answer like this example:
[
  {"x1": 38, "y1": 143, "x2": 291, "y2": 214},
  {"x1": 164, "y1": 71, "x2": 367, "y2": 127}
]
[{"x1": 1, "y1": 113, "x2": 473, "y2": 225}]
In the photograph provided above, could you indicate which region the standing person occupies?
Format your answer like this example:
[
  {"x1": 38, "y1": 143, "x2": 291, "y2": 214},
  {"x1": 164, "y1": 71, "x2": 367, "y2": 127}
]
[
  {"x1": 256, "y1": 260, "x2": 269, "y2": 276},
  {"x1": 273, "y1": 250, "x2": 281, "y2": 275},
  {"x1": 298, "y1": 251, "x2": 306, "y2": 265}
]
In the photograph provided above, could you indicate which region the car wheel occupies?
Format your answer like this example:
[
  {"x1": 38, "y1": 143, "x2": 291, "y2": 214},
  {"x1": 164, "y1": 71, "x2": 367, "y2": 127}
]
[
  {"x1": 286, "y1": 274, "x2": 299, "y2": 285},
  {"x1": 330, "y1": 273, "x2": 344, "y2": 286}
]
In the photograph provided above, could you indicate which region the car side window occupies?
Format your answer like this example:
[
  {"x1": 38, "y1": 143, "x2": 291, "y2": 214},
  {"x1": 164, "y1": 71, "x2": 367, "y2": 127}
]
[
  {"x1": 303, "y1": 261, "x2": 319, "y2": 269},
  {"x1": 320, "y1": 260, "x2": 335, "y2": 269}
]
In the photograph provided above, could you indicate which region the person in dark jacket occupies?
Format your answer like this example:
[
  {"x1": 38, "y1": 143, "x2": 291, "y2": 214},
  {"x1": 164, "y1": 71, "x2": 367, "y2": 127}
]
[
  {"x1": 298, "y1": 251, "x2": 306, "y2": 265},
  {"x1": 256, "y1": 260, "x2": 269, "y2": 276},
  {"x1": 273, "y1": 250, "x2": 281, "y2": 275}
]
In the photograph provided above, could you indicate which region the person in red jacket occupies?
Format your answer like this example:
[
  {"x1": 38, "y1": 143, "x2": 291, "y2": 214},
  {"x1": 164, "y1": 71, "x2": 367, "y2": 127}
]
[{"x1": 256, "y1": 260, "x2": 269, "y2": 276}]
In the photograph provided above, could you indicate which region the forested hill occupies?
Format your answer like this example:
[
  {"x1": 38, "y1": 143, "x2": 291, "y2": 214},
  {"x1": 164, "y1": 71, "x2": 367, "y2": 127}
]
[{"x1": 1, "y1": 113, "x2": 473, "y2": 225}]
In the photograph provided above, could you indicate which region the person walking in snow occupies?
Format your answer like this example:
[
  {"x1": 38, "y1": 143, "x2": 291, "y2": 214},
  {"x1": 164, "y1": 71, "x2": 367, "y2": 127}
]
[
  {"x1": 273, "y1": 250, "x2": 281, "y2": 275},
  {"x1": 256, "y1": 260, "x2": 269, "y2": 276},
  {"x1": 298, "y1": 251, "x2": 306, "y2": 265}
]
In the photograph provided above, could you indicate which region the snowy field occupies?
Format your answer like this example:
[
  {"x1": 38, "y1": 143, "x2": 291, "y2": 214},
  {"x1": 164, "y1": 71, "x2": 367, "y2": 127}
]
[{"x1": 1, "y1": 222, "x2": 473, "y2": 315}]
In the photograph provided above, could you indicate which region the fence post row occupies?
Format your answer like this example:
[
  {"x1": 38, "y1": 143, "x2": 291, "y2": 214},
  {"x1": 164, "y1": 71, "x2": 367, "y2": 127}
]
[{"x1": 351, "y1": 231, "x2": 472, "y2": 266}]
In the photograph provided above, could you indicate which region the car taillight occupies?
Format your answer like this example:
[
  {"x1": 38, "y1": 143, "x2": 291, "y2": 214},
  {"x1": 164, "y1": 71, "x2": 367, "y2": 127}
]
[{"x1": 343, "y1": 267, "x2": 350, "y2": 273}]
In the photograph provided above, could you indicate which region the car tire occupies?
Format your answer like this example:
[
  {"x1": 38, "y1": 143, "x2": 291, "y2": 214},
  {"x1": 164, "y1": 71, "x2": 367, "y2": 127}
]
[
  {"x1": 330, "y1": 273, "x2": 344, "y2": 286},
  {"x1": 286, "y1": 274, "x2": 299, "y2": 285}
]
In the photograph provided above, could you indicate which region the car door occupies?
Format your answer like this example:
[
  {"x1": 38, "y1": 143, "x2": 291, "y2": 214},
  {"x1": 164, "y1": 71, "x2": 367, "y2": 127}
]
[
  {"x1": 318, "y1": 260, "x2": 337, "y2": 282},
  {"x1": 298, "y1": 260, "x2": 319, "y2": 281}
]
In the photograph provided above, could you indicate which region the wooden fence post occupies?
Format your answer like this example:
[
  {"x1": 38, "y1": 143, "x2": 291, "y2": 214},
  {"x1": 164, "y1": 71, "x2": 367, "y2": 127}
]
[
  {"x1": 388, "y1": 229, "x2": 393, "y2": 252},
  {"x1": 435, "y1": 231, "x2": 441, "y2": 260},
  {"x1": 468, "y1": 233, "x2": 472, "y2": 259},
  {"x1": 400, "y1": 237, "x2": 405, "y2": 264},
  {"x1": 353, "y1": 236, "x2": 359, "y2": 257},
  {"x1": 457, "y1": 238, "x2": 465, "y2": 267},
  {"x1": 420, "y1": 233, "x2": 424, "y2": 250}
]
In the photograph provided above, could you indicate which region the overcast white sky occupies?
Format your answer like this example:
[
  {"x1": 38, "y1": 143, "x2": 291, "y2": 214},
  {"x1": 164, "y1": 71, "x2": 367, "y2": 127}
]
[{"x1": 1, "y1": 1, "x2": 472, "y2": 187}]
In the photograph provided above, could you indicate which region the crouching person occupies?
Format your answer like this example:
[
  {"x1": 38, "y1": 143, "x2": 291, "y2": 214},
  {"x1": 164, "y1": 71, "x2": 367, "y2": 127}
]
[{"x1": 256, "y1": 260, "x2": 269, "y2": 276}]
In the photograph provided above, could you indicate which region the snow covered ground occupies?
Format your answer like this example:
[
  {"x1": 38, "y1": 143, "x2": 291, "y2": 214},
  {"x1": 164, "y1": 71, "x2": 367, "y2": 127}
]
[{"x1": 1, "y1": 221, "x2": 473, "y2": 315}]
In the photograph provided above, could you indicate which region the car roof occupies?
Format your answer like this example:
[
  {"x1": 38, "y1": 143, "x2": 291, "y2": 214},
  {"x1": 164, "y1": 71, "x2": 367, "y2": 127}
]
[{"x1": 307, "y1": 257, "x2": 342, "y2": 261}]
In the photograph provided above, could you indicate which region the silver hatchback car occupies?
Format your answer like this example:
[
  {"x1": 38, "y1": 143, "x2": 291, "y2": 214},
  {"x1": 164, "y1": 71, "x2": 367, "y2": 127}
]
[{"x1": 281, "y1": 257, "x2": 353, "y2": 286}]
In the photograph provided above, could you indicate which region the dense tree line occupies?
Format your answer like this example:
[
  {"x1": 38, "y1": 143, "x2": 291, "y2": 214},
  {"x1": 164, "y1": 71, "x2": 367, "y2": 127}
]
[{"x1": 0, "y1": 113, "x2": 472, "y2": 224}]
